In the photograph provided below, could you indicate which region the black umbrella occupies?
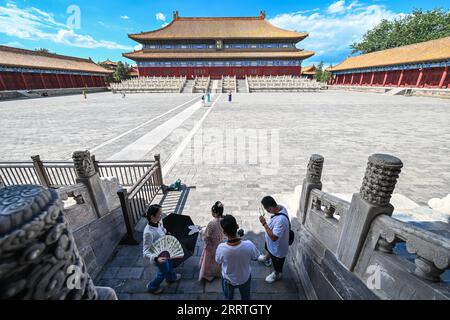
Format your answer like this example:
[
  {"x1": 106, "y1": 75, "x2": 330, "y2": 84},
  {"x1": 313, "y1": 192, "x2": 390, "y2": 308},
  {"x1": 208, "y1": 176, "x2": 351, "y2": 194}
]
[{"x1": 162, "y1": 214, "x2": 199, "y2": 267}]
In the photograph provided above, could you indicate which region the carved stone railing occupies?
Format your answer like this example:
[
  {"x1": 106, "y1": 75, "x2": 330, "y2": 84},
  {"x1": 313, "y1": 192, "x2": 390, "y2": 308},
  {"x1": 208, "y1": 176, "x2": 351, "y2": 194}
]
[
  {"x1": 0, "y1": 185, "x2": 116, "y2": 300},
  {"x1": 57, "y1": 183, "x2": 98, "y2": 231},
  {"x1": 292, "y1": 153, "x2": 449, "y2": 300}
]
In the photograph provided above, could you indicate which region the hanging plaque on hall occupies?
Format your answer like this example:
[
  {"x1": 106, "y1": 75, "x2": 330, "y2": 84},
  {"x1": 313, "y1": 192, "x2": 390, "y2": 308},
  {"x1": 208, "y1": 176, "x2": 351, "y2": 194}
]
[{"x1": 215, "y1": 40, "x2": 223, "y2": 50}]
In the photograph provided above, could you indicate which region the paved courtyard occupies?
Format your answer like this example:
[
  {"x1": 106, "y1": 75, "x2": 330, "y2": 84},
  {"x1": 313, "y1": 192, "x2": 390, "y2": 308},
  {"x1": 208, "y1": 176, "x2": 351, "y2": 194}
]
[{"x1": 2, "y1": 90, "x2": 449, "y2": 299}]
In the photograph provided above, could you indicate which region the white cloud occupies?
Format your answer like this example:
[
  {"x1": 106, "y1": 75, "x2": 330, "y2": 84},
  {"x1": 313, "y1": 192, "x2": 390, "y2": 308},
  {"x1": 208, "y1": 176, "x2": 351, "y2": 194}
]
[
  {"x1": 0, "y1": 3, "x2": 133, "y2": 50},
  {"x1": 156, "y1": 12, "x2": 166, "y2": 22},
  {"x1": 269, "y1": 3, "x2": 403, "y2": 66},
  {"x1": 121, "y1": 15, "x2": 129, "y2": 20},
  {"x1": 134, "y1": 44, "x2": 143, "y2": 51},
  {"x1": 327, "y1": 1, "x2": 346, "y2": 14}
]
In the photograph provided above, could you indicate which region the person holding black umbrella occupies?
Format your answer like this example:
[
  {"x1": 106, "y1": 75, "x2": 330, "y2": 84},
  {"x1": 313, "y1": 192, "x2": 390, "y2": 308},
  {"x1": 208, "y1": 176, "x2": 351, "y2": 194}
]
[{"x1": 143, "y1": 204, "x2": 181, "y2": 294}]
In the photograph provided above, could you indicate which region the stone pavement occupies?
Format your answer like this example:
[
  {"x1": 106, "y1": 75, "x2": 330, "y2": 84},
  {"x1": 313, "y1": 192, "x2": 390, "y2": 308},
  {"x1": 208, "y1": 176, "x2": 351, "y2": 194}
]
[{"x1": 3, "y1": 90, "x2": 450, "y2": 299}]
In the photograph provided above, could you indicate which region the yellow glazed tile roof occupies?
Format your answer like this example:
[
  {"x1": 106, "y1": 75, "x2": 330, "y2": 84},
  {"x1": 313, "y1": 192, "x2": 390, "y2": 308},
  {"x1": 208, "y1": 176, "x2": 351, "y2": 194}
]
[
  {"x1": 0, "y1": 46, "x2": 113, "y2": 74},
  {"x1": 329, "y1": 37, "x2": 450, "y2": 72},
  {"x1": 129, "y1": 14, "x2": 308, "y2": 41}
]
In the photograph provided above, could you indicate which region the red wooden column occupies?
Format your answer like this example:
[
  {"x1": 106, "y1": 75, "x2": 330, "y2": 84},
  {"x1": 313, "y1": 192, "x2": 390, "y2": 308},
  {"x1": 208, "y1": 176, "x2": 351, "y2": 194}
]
[
  {"x1": 20, "y1": 72, "x2": 28, "y2": 90},
  {"x1": 415, "y1": 68, "x2": 424, "y2": 87},
  {"x1": 0, "y1": 73, "x2": 6, "y2": 91},
  {"x1": 382, "y1": 71, "x2": 389, "y2": 87},
  {"x1": 55, "y1": 74, "x2": 62, "y2": 88},
  {"x1": 369, "y1": 72, "x2": 375, "y2": 86},
  {"x1": 69, "y1": 74, "x2": 75, "y2": 88},
  {"x1": 439, "y1": 66, "x2": 449, "y2": 88},
  {"x1": 359, "y1": 73, "x2": 364, "y2": 85},
  {"x1": 350, "y1": 73, "x2": 355, "y2": 85},
  {"x1": 397, "y1": 70, "x2": 404, "y2": 87},
  {"x1": 91, "y1": 76, "x2": 95, "y2": 87},
  {"x1": 40, "y1": 73, "x2": 47, "y2": 89},
  {"x1": 342, "y1": 74, "x2": 347, "y2": 85}
]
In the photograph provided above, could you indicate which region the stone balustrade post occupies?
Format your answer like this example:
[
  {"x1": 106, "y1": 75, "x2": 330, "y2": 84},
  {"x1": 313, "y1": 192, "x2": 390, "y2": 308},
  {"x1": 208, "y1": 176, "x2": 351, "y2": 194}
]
[
  {"x1": 299, "y1": 154, "x2": 324, "y2": 224},
  {"x1": 31, "y1": 155, "x2": 51, "y2": 188},
  {"x1": 336, "y1": 154, "x2": 403, "y2": 271},
  {"x1": 72, "y1": 150, "x2": 109, "y2": 218},
  {"x1": 0, "y1": 185, "x2": 117, "y2": 300},
  {"x1": 154, "y1": 154, "x2": 164, "y2": 186}
]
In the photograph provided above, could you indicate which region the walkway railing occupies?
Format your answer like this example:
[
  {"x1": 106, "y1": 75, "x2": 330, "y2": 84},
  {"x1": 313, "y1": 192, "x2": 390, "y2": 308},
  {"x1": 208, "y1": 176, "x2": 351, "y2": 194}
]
[
  {"x1": 0, "y1": 155, "x2": 157, "y2": 188},
  {"x1": 117, "y1": 155, "x2": 164, "y2": 244}
]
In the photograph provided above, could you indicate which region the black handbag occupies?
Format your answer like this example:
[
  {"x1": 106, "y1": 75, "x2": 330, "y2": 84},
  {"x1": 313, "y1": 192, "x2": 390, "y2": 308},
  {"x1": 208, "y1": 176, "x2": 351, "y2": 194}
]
[{"x1": 278, "y1": 213, "x2": 295, "y2": 246}]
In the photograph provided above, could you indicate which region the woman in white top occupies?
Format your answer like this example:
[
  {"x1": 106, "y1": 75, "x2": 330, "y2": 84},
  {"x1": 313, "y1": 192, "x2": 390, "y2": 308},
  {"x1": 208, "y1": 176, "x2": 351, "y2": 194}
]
[{"x1": 143, "y1": 204, "x2": 181, "y2": 294}]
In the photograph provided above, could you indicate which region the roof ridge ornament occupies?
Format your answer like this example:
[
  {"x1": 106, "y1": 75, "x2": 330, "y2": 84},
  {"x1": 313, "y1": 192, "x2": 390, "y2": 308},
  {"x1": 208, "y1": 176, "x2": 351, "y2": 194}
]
[
  {"x1": 259, "y1": 10, "x2": 266, "y2": 19},
  {"x1": 173, "y1": 11, "x2": 179, "y2": 20}
]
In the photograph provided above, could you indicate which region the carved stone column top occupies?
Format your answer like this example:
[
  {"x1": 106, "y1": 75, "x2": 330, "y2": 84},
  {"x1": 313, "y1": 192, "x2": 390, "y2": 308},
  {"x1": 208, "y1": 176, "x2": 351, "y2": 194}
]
[
  {"x1": 0, "y1": 185, "x2": 53, "y2": 237},
  {"x1": 0, "y1": 185, "x2": 98, "y2": 300},
  {"x1": 360, "y1": 154, "x2": 403, "y2": 206},
  {"x1": 306, "y1": 154, "x2": 324, "y2": 184},
  {"x1": 72, "y1": 150, "x2": 95, "y2": 178}
]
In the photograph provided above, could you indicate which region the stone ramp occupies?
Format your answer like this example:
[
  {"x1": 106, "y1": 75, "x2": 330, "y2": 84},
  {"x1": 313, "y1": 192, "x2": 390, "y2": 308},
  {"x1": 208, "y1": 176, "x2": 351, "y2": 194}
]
[
  {"x1": 95, "y1": 232, "x2": 305, "y2": 300},
  {"x1": 386, "y1": 87, "x2": 407, "y2": 95}
]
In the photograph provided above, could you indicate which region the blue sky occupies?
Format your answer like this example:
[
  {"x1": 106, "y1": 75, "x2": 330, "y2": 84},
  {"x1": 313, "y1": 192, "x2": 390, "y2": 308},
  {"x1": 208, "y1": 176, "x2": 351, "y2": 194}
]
[{"x1": 0, "y1": 0, "x2": 448, "y2": 66}]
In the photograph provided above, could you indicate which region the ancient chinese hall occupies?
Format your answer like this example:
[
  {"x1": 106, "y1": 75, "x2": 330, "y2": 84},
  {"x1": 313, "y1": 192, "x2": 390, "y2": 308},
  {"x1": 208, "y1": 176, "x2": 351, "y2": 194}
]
[
  {"x1": 328, "y1": 37, "x2": 450, "y2": 89},
  {"x1": 124, "y1": 11, "x2": 315, "y2": 79},
  {"x1": 0, "y1": 46, "x2": 112, "y2": 91}
]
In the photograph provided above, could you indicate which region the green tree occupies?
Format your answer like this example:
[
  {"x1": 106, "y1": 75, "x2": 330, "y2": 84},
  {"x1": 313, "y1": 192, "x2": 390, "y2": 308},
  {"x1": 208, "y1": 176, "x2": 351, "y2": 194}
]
[
  {"x1": 314, "y1": 61, "x2": 331, "y2": 82},
  {"x1": 112, "y1": 62, "x2": 130, "y2": 82},
  {"x1": 351, "y1": 8, "x2": 450, "y2": 54},
  {"x1": 35, "y1": 48, "x2": 50, "y2": 54}
]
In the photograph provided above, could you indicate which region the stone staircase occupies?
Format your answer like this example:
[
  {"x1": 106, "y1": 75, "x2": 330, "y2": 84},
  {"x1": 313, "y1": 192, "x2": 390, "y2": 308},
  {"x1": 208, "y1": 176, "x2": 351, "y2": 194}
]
[
  {"x1": 181, "y1": 79, "x2": 195, "y2": 93},
  {"x1": 236, "y1": 79, "x2": 248, "y2": 93}
]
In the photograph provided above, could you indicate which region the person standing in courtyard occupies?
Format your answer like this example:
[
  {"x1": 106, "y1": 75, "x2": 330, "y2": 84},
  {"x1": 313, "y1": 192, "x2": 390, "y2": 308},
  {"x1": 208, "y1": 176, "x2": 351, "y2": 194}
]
[
  {"x1": 228, "y1": 91, "x2": 232, "y2": 102},
  {"x1": 216, "y1": 215, "x2": 260, "y2": 300},
  {"x1": 143, "y1": 204, "x2": 181, "y2": 294},
  {"x1": 257, "y1": 196, "x2": 290, "y2": 283},
  {"x1": 198, "y1": 201, "x2": 225, "y2": 282}
]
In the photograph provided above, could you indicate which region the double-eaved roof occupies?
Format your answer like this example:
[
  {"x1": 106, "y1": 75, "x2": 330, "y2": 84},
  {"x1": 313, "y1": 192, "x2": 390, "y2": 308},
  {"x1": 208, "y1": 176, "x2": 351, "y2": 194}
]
[
  {"x1": 129, "y1": 12, "x2": 308, "y2": 42},
  {"x1": 0, "y1": 46, "x2": 113, "y2": 74},
  {"x1": 329, "y1": 37, "x2": 450, "y2": 72}
]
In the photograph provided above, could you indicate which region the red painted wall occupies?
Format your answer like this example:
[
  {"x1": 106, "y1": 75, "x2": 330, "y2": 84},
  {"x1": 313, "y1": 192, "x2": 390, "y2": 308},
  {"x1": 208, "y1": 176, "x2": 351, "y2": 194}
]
[
  {"x1": 0, "y1": 72, "x2": 107, "y2": 91},
  {"x1": 138, "y1": 66, "x2": 302, "y2": 79},
  {"x1": 331, "y1": 67, "x2": 449, "y2": 88}
]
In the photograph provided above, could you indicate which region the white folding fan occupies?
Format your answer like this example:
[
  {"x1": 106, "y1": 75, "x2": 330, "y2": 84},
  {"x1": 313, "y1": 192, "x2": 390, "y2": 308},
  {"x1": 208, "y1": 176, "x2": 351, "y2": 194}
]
[{"x1": 149, "y1": 235, "x2": 184, "y2": 260}]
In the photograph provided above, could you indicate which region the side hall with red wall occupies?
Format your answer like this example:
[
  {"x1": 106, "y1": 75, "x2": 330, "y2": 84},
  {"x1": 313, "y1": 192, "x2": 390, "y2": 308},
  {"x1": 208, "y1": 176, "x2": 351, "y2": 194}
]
[
  {"x1": 330, "y1": 66, "x2": 449, "y2": 89},
  {"x1": 0, "y1": 72, "x2": 107, "y2": 91}
]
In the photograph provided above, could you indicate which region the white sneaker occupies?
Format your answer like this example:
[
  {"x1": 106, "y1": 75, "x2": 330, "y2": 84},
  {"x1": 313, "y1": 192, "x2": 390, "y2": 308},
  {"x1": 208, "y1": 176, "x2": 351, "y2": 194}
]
[
  {"x1": 265, "y1": 272, "x2": 282, "y2": 283},
  {"x1": 257, "y1": 254, "x2": 272, "y2": 267}
]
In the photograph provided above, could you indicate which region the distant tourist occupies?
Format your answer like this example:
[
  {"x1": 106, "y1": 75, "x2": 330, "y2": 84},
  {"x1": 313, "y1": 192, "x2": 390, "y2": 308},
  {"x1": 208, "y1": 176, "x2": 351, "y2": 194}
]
[
  {"x1": 258, "y1": 196, "x2": 290, "y2": 283},
  {"x1": 216, "y1": 215, "x2": 260, "y2": 300},
  {"x1": 228, "y1": 91, "x2": 232, "y2": 102},
  {"x1": 143, "y1": 204, "x2": 181, "y2": 294},
  {"x1": 82, "y1": 90, "x2": 87, "y2": 99},
  {"x1": 122, "y1": 93, "x2": 126, "y2": 99},
  {"x1": 198, "y1": 201, "x2": 225, "y2": 282}
]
